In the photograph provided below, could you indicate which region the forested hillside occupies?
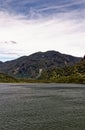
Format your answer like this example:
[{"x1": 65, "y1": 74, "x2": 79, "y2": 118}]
[{"x1": 38, "y1": 58, "x2": 85, "y2": 83}]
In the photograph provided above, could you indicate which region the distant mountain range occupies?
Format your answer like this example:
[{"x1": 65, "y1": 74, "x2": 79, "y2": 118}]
[{"x1": 0, "y1": 50, "x2": 81, "y2": 79}]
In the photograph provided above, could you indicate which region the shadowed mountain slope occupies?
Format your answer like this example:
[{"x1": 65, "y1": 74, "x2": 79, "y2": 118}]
[{"x1": 0, "y1": 50, "x2": 81, "y2": 78}]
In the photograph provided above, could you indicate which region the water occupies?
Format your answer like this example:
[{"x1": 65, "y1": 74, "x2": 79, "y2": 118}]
[{"x1": 0, "y1": 83, "x2": 85, "y2": 130}]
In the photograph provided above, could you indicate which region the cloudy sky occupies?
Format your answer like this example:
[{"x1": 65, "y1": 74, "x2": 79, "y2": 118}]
[{"x1": 0, "y1": 0, "x2": 85, "y2": 61}]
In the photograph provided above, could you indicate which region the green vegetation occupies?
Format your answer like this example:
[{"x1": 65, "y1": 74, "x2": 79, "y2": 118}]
[
  {"x1": 0, "y1": 73, "x2": 18, "y2": 83},
  {"x1": 38, "y1": 58, "x2": 85, "y2": 83}
]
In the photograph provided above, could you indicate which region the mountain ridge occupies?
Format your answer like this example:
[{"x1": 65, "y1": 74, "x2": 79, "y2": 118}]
[{"x1": 0, "y1": 50, "x2": 81, "y2": 78}]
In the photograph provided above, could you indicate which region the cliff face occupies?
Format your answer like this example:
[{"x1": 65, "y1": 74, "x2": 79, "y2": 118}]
[{"x1": 0, "y1": 50, "x2": 81, "y2": 78}]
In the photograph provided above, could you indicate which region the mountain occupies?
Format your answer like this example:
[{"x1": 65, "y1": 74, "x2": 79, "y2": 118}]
[
  {"x1": 0, "y1": 61, "x2": 3, "y2": 66},
  {"x1": 39, "y1": 57, "x2": 85, "y2": 83},
  {"x1": 0, "y1": 50, "x2": 81, "y2": 78}
]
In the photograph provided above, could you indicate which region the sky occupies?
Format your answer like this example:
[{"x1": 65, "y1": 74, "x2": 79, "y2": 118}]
[{"x1": 0, "y1": 0, "x2": 85, "y2": 61}]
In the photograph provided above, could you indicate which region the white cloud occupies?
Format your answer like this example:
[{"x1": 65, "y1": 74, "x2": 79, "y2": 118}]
[{"x1": 0, "y1": 11, "x2": 85, "y2": 61}]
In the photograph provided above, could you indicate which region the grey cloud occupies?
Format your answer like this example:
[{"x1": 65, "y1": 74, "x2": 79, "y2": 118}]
[
  {"x1": 10, "y1": 41, "x2": 17, "y2": 44},
  {"x1": 0, "y1": 41, "x2": 17, "y2": 44}
]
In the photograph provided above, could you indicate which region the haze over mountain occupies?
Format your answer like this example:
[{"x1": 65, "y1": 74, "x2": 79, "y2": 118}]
[{"x1": 0, "y1": 50, "x2": 81, "y2": 79}]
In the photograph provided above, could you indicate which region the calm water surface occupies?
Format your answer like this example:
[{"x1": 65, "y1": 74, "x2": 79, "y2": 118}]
[{"x1": 0, "y1": 83, "x2": 85, "y2": 130}]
